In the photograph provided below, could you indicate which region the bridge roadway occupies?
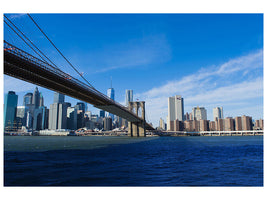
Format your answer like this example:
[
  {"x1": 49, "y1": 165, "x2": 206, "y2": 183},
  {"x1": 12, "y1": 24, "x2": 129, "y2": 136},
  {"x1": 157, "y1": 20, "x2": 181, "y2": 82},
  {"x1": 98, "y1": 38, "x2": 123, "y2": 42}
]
[{"x1": 4, "y1": 42, "x2": 154, "y2": 131}]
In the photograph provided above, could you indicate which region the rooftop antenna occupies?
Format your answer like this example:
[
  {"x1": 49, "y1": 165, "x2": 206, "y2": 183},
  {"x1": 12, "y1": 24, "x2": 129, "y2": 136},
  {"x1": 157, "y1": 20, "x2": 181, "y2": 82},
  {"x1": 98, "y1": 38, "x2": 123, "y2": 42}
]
[{"x1": 110, "y1": 76, "x2": 112, "y2": 88}]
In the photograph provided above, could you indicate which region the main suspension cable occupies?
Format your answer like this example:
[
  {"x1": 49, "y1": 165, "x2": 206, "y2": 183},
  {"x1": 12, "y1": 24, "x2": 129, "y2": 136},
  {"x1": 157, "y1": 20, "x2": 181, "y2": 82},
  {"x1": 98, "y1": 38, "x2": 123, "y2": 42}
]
[
  {"x1": 4, "y1": 15, "x2": 61, "y2": 71},
  {"x1": 4, "y1": 19, "x2": 49, "y2": 64},
  {"x1": 27, "y1": 13, "x2": 95, "y2": 89}
]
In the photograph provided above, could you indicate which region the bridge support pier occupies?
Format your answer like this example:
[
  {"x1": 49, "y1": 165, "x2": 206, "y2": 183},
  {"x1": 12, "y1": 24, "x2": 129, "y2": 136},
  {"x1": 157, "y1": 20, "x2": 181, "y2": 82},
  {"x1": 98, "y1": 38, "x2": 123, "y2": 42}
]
[{"x1": 128, "y1": 101, "x2": 146, "y2": 137}]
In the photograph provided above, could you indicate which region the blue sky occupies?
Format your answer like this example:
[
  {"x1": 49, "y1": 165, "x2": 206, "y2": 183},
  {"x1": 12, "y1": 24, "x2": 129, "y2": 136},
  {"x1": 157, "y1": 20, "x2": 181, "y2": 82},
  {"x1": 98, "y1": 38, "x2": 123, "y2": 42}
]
[{"x1": 4, "y1": 13, "x2": 263, "y2": 126}]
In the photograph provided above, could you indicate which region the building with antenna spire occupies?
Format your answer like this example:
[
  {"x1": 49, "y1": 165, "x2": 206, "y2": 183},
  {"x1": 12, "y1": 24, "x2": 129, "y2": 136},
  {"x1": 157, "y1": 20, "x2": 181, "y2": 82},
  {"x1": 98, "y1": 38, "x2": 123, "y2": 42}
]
[{"x1": 107, "y1": 77, "x2": 115, "y2": 120}]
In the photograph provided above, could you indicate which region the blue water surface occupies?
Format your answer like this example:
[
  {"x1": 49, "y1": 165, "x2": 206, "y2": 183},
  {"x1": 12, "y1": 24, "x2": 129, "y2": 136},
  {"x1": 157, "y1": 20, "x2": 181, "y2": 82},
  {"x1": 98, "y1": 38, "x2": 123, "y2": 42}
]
[{"x1": 4, "y1": 136, "x2": 263, "y2": 186}]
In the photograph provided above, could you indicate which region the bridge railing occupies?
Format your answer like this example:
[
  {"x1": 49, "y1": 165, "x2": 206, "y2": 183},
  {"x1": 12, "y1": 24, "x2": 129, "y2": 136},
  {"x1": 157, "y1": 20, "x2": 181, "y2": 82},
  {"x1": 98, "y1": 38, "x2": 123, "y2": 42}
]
[{"x1": 4, "y1": 41, "x2": 144, "y2": 121}]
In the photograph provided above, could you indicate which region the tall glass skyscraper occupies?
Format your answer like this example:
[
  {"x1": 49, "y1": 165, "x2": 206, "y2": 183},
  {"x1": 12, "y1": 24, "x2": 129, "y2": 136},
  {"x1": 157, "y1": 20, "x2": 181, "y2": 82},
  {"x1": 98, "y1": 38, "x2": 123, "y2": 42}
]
[
  {"x1": 4, "y1": 91, "x2": 18, "y2": 130},
  {"x1": 125, "y1": 89, "x2": 133, "y2": 106},
  {"x1": 76, "y1": 102, "x2": 85, "y2": 112},
  {"x1": 107, "y1": 88, "x2": 115, "y2": 101},
  {"x1": 32, "y1": 87, "x2": 40, "y2": 108},
  {"x1": 53, "y1": 92, "x2": 65, "y2": 103},
  {"x1": 107, "y1": 86, "x2": 115, "y2": 120},
  {"x1": 23, "y1": 92, "x2": 33, "y2": 106},
  {"x1": 39, "y1": 93, "x2": 44, "y2": 107}
]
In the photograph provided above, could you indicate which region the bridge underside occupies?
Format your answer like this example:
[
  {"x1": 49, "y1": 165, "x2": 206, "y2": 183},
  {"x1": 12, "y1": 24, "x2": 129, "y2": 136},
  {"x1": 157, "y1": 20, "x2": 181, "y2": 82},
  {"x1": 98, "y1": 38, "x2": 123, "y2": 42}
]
[{"x1": 4, "y1": 50, "x2": 154, "y2": 132}]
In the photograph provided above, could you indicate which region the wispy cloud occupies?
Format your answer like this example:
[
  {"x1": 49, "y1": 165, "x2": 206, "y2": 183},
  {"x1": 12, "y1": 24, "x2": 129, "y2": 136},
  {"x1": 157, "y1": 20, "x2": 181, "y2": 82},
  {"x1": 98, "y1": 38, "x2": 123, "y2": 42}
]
[
  {"x1": 6, "y1": 14, "x2": 27, "y2": 19},
  {"x1": 135, "y1": 49, "x2": 263, "y2": 126},
  {"x1": 91, "y1": 34, "x2": 171, "y2": 73}
]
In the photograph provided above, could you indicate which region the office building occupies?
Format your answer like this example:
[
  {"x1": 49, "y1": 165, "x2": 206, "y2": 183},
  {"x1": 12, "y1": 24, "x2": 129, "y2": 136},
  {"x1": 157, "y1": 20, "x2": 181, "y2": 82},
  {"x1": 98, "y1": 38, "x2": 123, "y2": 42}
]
[
  {"x1": 125, "y1": 89, "x2": 133, "y2": 106},
  {"x1": 159, "y1": 118, "x2": 165, "y2": 130},
  {"x1": 189, "y1": 113, "x2": 193, "y2": 120},
  {"x1": 53, "y1": 92, "x2": 65, "y2": 104},
  {"x1": 58, "y1": 103, "x2": 68, "y2": 129},
  {"x1": 107, "y1": 86, "x2": 115, "y2": 121},
  {"x1": 167, "y1": 95, "x2": 184, "y2": 130},
  {"x1": 32, "y1": 87, "x2": 40, "y2": 108},
  {"x1": 76, "y1": 102, "x2": 86, "y2": 113},
  {"x1": 192, "y1": 106, "x2": 207, "y2": 120},
  {"x1": 185, "y1": 112, "x2": 190, "y2": 121},
  {"x1": 213, "y1": 107, "x2": 223, "y2": 121},
  {"x1": 77, "y1": 110, "x2": 85, "y2": 129},
  {"x1": 49, "y1": 102, "x2": 67, "y2": 130},
  {"x1": 67, "y1": 107, "x2": 78, "y2": 130},
  {"x1": 85, "y1": 111, "x2": 92, "y2": 119},
  {"x1": 49, "y1": 103, "x2": 59, "y2": 130},
  {"x1": 33, "y1": 106, "x2": 48, "y2": 130},
  {"x1": 100, "y1": 110, "x2": 105, "y2": 118},
  {"x1": 174, "y1": 119, "x2": 183, "y2": 131},
  {"x1": 39, "y1": 93, "x2": 44, "y2": 107},
  {"x1": 16, "y1": 106, "x2": 29, "y2": 127},
  {"x1": 26, "y1": 111, "x2": 33, "y2": 129},
  {"x1": 103, "y1": 117, "x2": 112, "y2": 131},
  {"x1": 23, "y1": 93, "x2": 33, "y2": 106},
  {"x1": 4, "y1": 91, "x2": 18, "y2": 130}
]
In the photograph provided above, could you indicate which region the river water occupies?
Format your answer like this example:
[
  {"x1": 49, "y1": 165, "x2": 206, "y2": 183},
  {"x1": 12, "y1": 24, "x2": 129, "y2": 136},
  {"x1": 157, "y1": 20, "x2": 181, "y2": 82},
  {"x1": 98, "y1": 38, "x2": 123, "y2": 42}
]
[{"x1": 4, "y1": 135, "x2": 263, "y2": 186}]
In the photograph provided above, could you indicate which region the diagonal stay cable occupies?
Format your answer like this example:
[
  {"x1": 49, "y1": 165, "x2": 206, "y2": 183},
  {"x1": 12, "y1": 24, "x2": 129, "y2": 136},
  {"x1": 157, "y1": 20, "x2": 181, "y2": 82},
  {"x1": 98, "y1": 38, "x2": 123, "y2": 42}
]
[
  {"x1": 4, "y1": 15, "x2": 61, "y2": 71},
  {"x1": 27, "y1": 13, "x2": 95, "y2": 89}
]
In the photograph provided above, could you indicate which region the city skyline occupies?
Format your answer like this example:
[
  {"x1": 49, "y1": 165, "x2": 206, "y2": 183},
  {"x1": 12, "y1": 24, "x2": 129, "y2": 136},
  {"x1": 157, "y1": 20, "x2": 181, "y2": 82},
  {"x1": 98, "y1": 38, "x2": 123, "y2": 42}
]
[
  {"x1": 3, "y1": 13, "x2": 263, "y2": 126},
  {"x1": 5, "y1": 87, "x2": 263, "y2": 132}
]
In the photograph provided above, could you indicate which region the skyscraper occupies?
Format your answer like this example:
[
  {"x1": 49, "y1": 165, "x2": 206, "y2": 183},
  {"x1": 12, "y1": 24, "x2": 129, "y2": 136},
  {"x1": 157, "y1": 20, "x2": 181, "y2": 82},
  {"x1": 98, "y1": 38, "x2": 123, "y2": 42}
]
[
  {"x1": 192, "y1": 106, "x2": 207, "y2": 120},
  {"x1": 16, "y1": 106, "x2": 29, "y2": 127},
  {"x1": 103, "y1": 117, "x2": 112, "y2": 131},
  {"x1": 125, "y1": 89, "x2": 133, "y2": 106},
  {"x1": 76, "y1": 102, "x2": 86, "y2": 113},
  {"x1": 49, "y1": 103, "x2": 59, "y2": 130},
  {"x1": 23, "y1": 92, "x2": 33, "y2": 106},
  {"x1": 32, "y1": 87, "x2": 40, "y2": 108},
  {"x1": 48, "y1": 102, "x2": 68, "y2": 130},
  {"x1": 213, "y1": 107, "x2": 223, "y2": 121},
  {"x1": 53, "y1": 92, "x2": 65, "y2": 104},
  {"x1": 107, "y1": 78, "x2": 115, "y2": 120},
  {"x1": 39, "y1": 93, "x2": 44, "y2": 107},
  {"x1": 167, "y1": 95, "x2": 184, "y2": 130},
  {"x1": 100, "y1": 110, "x2": 105, "y2": 118},
  {"x1": 67, "y1": 107, "x2": 78, "y2": 130},
  {"x1": 107, "y1": 88, "x2": 115, "y2": 101},
  {"x1": 4, "y1": 91, "x2": 18, "y2": 130}
]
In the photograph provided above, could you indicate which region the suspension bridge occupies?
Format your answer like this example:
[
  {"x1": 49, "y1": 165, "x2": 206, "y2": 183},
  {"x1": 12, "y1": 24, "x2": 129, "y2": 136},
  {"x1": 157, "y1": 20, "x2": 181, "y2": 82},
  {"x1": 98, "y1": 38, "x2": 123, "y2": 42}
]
[{"x1": 4, "y1": 14, "x2": 154, "y2": 136}]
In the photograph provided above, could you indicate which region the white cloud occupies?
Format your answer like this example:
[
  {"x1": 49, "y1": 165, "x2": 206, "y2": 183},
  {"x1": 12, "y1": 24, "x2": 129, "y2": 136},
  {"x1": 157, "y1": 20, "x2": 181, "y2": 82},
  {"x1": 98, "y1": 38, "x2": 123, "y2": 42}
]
[
  {"x1": 90, "y1": 34, "x2": 171, "y2": 73},
  {"x1": 136, "y1": 49, "x2": 263, "y2": 126},
  {"x1": 216, "y1": 49, "x2": 263, "y2": 75}
]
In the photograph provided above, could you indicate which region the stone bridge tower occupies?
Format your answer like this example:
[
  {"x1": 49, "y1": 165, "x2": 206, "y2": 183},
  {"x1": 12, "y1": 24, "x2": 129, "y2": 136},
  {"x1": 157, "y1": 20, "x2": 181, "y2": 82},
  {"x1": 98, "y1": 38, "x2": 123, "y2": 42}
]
[{"x1": 128, "y1": 101, "x2": 146, "y2": 137}]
